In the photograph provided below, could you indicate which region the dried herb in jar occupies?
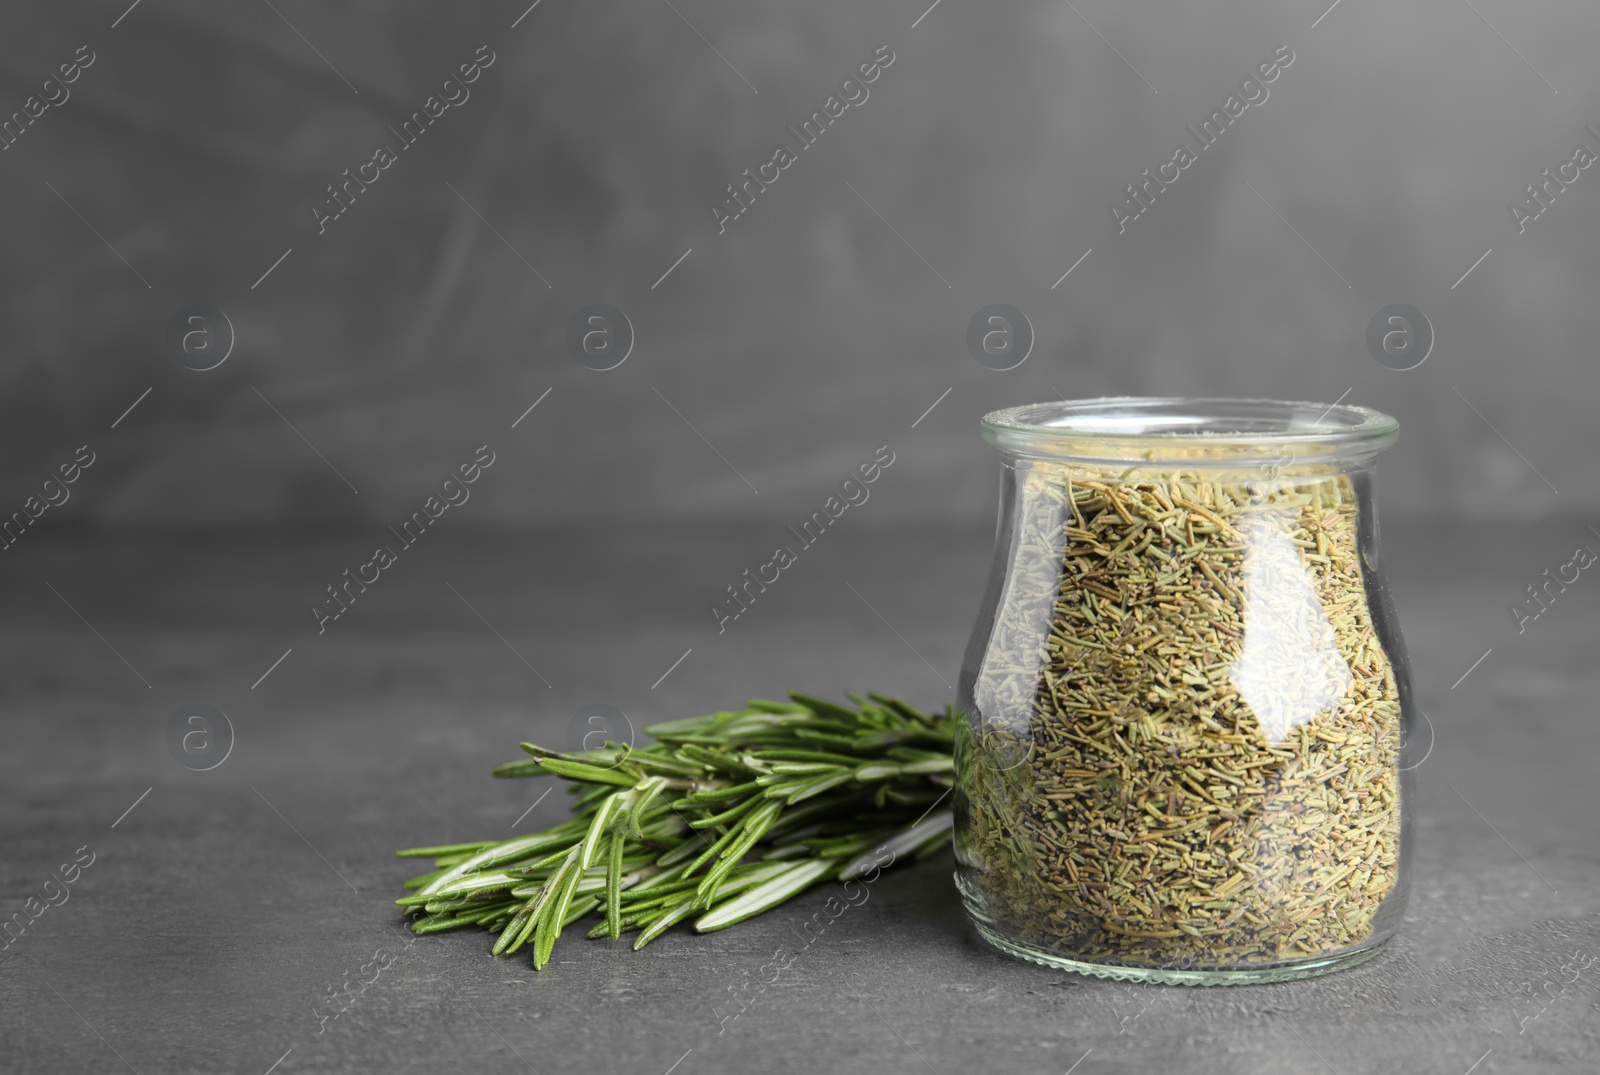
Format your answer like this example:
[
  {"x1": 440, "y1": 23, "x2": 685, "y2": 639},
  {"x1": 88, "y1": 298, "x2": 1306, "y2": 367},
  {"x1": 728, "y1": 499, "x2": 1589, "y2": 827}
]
[{"x1": 959, "y1": 465, "x2": 1401, "y2": 967}]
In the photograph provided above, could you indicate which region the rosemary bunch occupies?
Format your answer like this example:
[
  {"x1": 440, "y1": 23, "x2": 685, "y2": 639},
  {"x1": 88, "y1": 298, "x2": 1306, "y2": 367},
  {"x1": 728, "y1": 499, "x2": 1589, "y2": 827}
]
[{"x1": 395, "y1": 692, "x2": 955, "y2": 968}]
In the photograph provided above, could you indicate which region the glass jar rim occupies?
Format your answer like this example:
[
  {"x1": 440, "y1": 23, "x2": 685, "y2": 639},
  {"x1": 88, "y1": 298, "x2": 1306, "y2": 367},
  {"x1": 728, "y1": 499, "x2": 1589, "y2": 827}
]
[{"x1": 981, "y1": 396, "x2": 1399, "y2": 466}]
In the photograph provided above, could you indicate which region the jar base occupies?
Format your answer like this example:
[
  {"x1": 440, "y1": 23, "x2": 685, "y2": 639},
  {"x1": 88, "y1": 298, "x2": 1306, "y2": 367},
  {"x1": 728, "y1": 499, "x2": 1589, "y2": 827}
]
[{"x1": 967, "y1": 917, "x2": 1389, "y2": 986}]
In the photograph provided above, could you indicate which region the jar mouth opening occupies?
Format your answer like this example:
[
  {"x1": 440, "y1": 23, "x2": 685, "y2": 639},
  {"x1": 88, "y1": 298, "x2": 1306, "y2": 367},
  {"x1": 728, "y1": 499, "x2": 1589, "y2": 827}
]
[{"x1": 981, "y1": 397, "x2": 1398, "y2": 465}]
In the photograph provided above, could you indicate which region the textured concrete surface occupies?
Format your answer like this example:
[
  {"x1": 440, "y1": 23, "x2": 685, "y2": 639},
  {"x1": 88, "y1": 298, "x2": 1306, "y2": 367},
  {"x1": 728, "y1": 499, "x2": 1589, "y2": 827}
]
[{"x1": 2, "y1": 522, "x2": 1597, "y2": 1074}]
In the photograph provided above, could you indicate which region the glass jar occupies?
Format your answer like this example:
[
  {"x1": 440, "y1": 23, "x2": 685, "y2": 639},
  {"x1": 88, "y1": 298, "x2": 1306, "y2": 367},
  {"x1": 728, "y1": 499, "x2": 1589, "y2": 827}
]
[{"x1": 954, "y1": 398, "x2": 1413, "y2": 984}]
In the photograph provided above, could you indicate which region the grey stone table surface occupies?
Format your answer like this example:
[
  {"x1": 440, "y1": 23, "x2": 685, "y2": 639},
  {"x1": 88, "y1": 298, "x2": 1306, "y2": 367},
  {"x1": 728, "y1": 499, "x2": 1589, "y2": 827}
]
[{"x1": 2, "y1": 521, "x2": 1597, "y2": 1075}]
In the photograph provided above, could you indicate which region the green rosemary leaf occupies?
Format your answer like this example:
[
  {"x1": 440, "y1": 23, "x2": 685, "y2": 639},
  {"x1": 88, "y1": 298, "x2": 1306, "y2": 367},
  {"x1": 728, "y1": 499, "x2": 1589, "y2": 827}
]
[
  {"x1": 529, "y1": 758, "x2": 641, "y2": 787},
  {"x1": 640, "y1": 713, "x2": 722, "y2": 740},
  {"x1": 675, "y1": 780, "x2": 761, "y2": 805},
  {"x1": 606, "y1": 877, "x2": 703, "y2": 912},
  {"x1": 869, "y1": 694, "x2": 937, "y2": 727},
  {"x1": 509, "y1": 845, "x2": 579, "y2": 955},
  {"x1": 744, "y1": 699, "x2": 811, "y2": 714},
  {"x1": 525, "y1": 880, "x2": 570, "y2": 964},
  {"x1": 606, "y1": 861, "x2": 793, "y2": 927},
  {"x1": 840, "y1": 812, "x2": 953, "y2": 880},
  {"x1": 406, "y1": 869, "x2": 522, "y2": 903},
  {"x1": 752, "y1": 749, "x2": 870, "y2": 765},
  {"x1": 778, "y1": 830, "x2": 884, "y2": 862},
  {"x1": 410, "y1": 906, "x2": 507, "y2": 934},
  {"x1": 569, "y1": 781, "x2": 620, "y2": 812},
  {"x1": 605, "y1": 835, "x2": 625, "y2": 940},
  {"x1": 789, "y1": 729, "x2": 864, "y2": 751},
  {"x1": 712, "y1": 860, "x2": 793, "y2": 895},
  {"x1": 560, "y1": 894, "x2": 599, "y2": 929},
  {"x1": 694, "y1": 859, "x2": 840, "y2": 933},
  {"x1": 764, "y1": 761, "x2": 848, "y2": 775},
  {"x1": 765, "y1": 790, "x2": 870, "y2": 835},
  {"x1": 619, "y1": 754, "x2": 704, "y2": 778},
  {"x1": 635, "y1": 811, "x2": 689, "y2": 845},
  {"x1": 513, "y1": 858, "x2": 657, "y2": 899},
  {"x1": 635, "y1": 861, "x2": 788, "y2": 907},
  {"x1": 503, "y1": 895, "x2": 545, "y2": 955},
  {"x1": 676, "y1": 744, "x2": 761, "y2": 777},
  {"x1": 875, "y1": 788, "x2": 925, "y2": 808},
  {"x1": 578, "y1": 792, "x2": 629, "y2": 870},
  {"x1": 426, "y1": 852, "x2": 478, "y2": 868},
  {"x1": 493, "y1": 895, "x2": 541, "y2": 956},
  {"x1": 851, "y1": 728, "x2": 950, "y2": 751},
  {"x1": 899, "y1": 758, "x2": 956, "y2": 774},
  {"x1": 695, "y1": 800, "x2": 784, "y2": 904},
  {"x1": 654, "y1": 835, "x2": 703, "y2": 869},
  {"x1": 489, "y1": 758, "x2": 547, "y2": 778},
  {"x1": 788, "y1": 692, "x2": 860, "y2": 722},
  {"x1": 631, "y1": 895, "x2": 699, "y2": 951},
  {"x1": 534, "y1": 850, "x2": 590, "y2": 969},
  {"x1": 645, "y1": 709, "x2": 759, "y2": 743},
  {"x1": 508, "y1": 844, "x2": 581, "y2": 878},
  {"x1": 396, "y1": 841, "x2": 496, "y2": 858},
  {"x1": 785, "y1": 771, "x2": 857, "y2": 804},
  {"x1": 408, "y1": 916, "x2": 472, "y2": 935},
  {"x1": 619, "y1": 861, "x2": 689, "y2": 895},
  {"x1": 680, "y1": 817, "x2": 747, "y2": 878},
  {"x1": 686, "y1": 793, "x2": 764, "y2": 830},
  {"x1": 627, "y1": 776, "x2": 666, "y2": 837},
  {"x1": 417, "y1": 823, "x2": 587, "y2": 897},
  {"x1": 513, "y1": 741, "x2": 614, "y2": 763},
  {"x1": 587, "y1": 917, "x2": 630, "y2": 939},
  {"x1": 886, "y1": 746, "x2": 953, "y2": 763}
]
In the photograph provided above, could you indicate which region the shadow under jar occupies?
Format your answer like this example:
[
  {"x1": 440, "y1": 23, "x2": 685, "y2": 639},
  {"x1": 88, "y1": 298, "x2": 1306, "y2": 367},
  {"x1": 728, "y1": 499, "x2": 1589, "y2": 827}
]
[{"x1": 955, "y1": 398, "x2": 1414, "y2": 985}]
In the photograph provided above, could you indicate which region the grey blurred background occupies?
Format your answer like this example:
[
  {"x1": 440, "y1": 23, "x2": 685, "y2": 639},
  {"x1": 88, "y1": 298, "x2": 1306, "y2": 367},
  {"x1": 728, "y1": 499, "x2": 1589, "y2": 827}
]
[
  {"x1": 4, "y1": 3, "x2": 1599, "y2": 1074},
  {"x1": 0, "y1": 0, "x2": 1595, "y2": 527}
]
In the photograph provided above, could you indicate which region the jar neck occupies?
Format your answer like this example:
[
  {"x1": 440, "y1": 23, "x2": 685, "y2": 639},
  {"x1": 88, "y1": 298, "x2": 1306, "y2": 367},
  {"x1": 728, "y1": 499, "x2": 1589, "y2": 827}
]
[{"x1": 982, "y1": 397, "x2": 1399, "y2": 470}]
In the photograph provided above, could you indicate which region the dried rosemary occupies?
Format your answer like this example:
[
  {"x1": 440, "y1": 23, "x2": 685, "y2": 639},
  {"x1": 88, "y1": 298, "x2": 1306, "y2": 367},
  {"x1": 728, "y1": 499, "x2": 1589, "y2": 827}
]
[
  {"x1": 396, "y1": 693, "x2": 955, "y2": 968},
  {"x1": 958, "y1": 465, "x2": 1402, "y2": 967}
]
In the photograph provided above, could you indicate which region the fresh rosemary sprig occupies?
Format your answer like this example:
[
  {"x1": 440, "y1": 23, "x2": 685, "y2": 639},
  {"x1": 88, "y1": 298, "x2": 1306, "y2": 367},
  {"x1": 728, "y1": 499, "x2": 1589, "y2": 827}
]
[{"x1": 395, "y1": 692, "x2": 955, "y2": 968}]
